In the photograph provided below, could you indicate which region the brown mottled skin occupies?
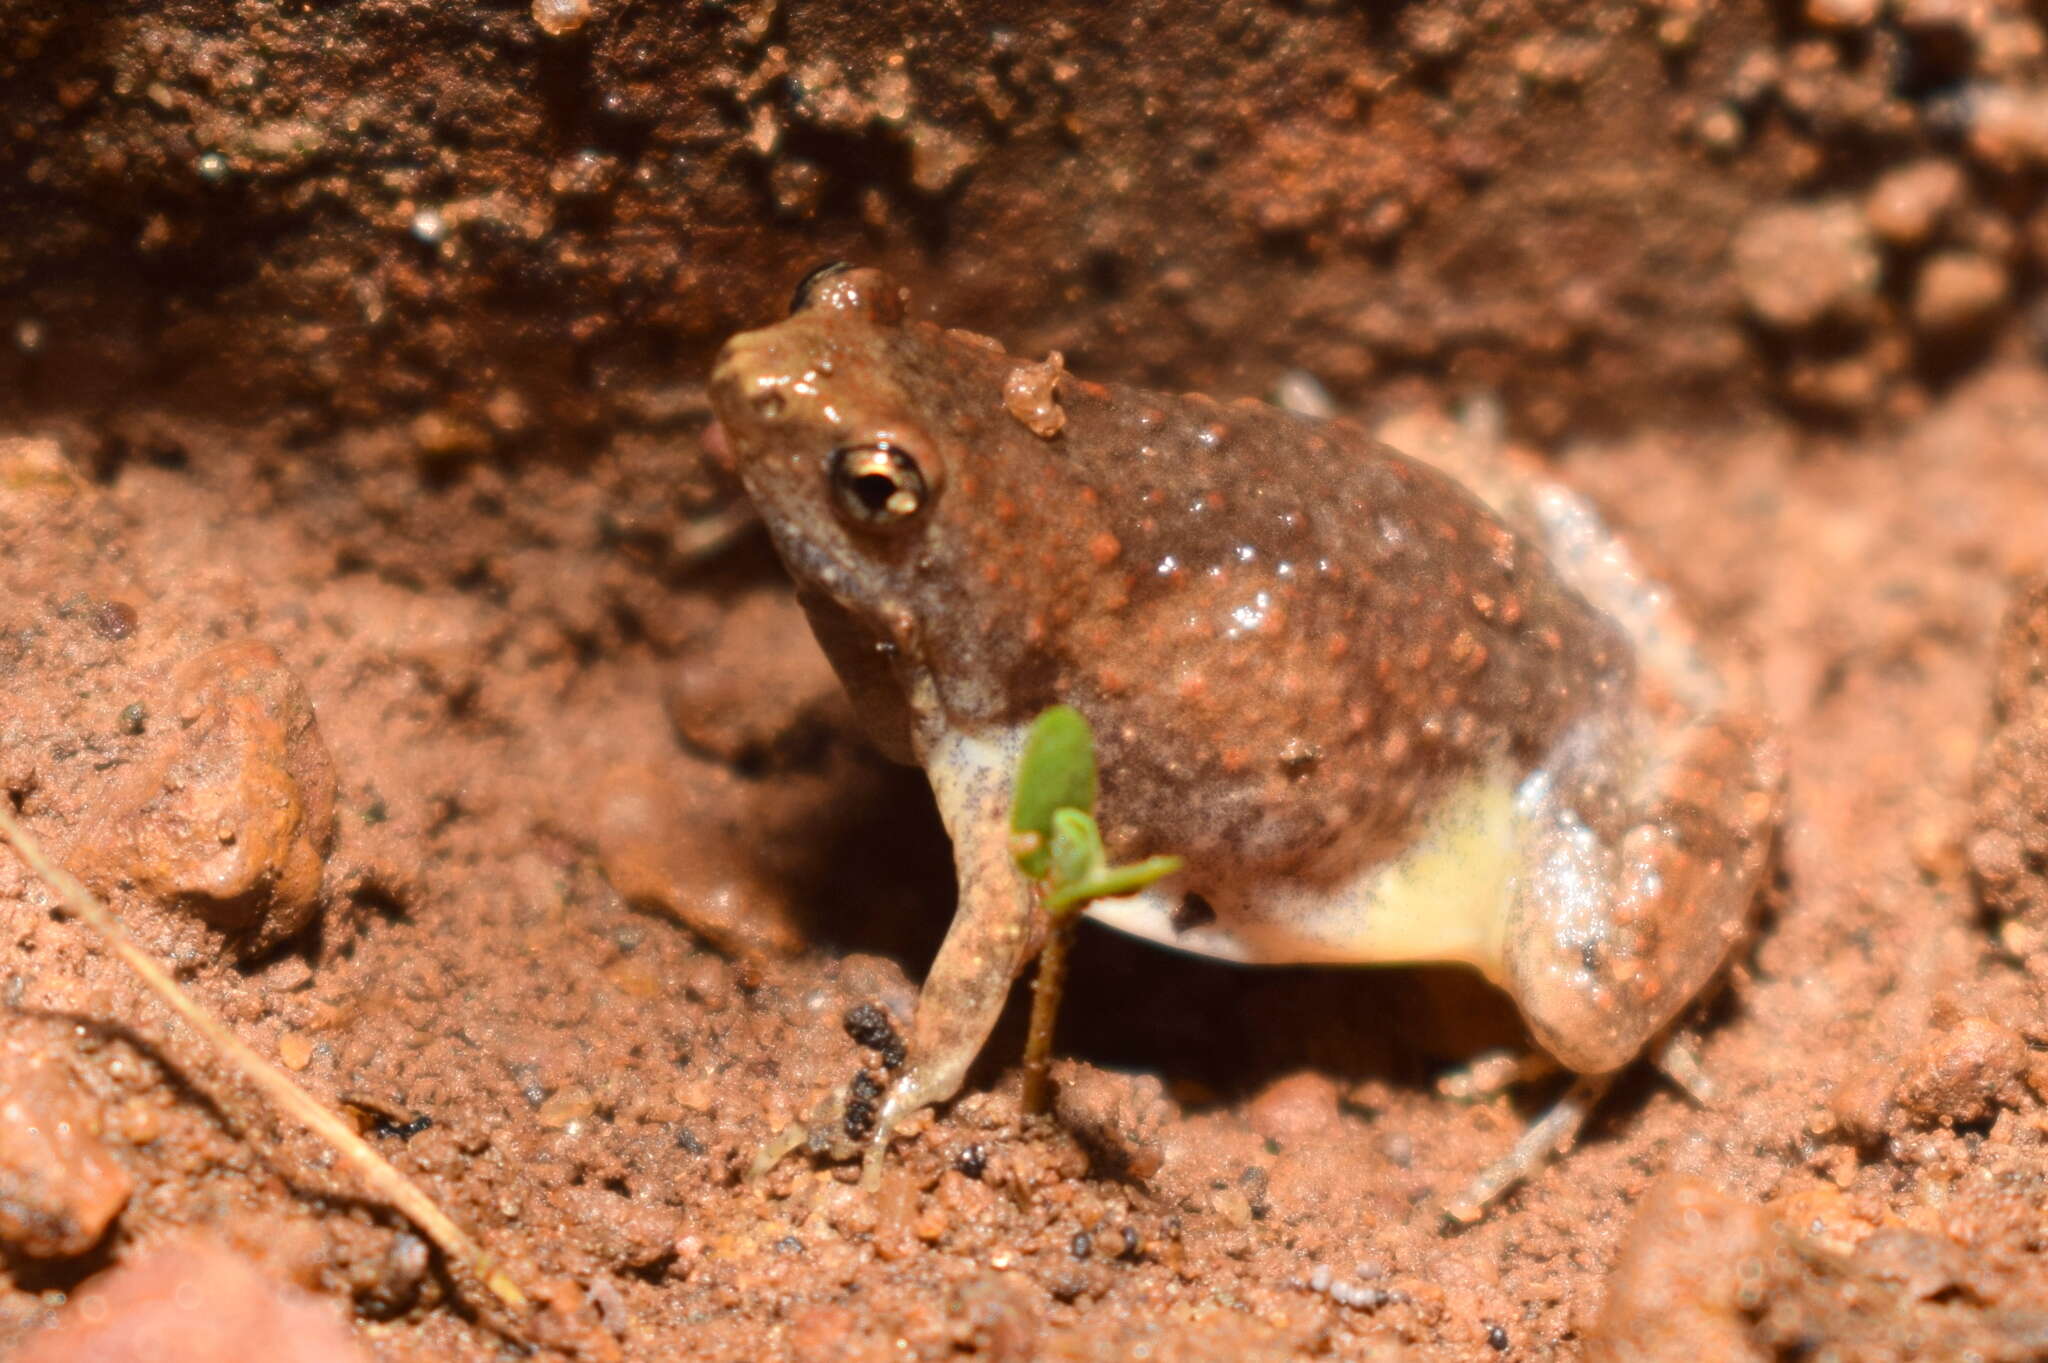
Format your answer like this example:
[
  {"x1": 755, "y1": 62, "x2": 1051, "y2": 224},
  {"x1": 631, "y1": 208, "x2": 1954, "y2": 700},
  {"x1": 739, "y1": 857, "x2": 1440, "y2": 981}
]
[{"x1": 711, "y1": 265, "x2": 1781, "y2": 1205}]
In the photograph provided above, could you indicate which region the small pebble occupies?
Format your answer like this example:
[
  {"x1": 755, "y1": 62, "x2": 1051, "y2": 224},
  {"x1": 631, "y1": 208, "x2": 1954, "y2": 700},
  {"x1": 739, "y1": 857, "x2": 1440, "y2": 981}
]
[
  {"x1": 90, "y1": 600, "x2": 137, "y2": 641},
  {"x1": 89, "y1": 639, "x2": 338, "y2": 952},
  {"x1": 1329, "y1": 1281, "x2": 1389, "y2": 1310},
  {"x1": 1401, "y1": 6, "x2": 1470, "y2": 59},
  {"x1": 843, "y1": 1002, "x2": 908, "y2": 1070},
  {"x1": 1248, "y1": 1071, "x2": 1341, "y2": 1143},
  {"x1": 1806, "y1": 0, "x2": 1880, "y2": 27},
  {"x1": 1896, "y1": 0, "x2": 1986, "y2": 35},
  {"x1": 1911, "y1": 251, "x2": 2010, "y2": 338},
  {"x1": 1003, "y1": 353, "x2": 1068, "y2": 439},
  {"x1": 843, "y1": 1069, "x2": 880, "y2": 1142},
  {"x1": 277, "y1": 1032, "x2": 315, "y2": 1071},
  {"x1": 1865, "y1": 159, "x2": 1965, "y2": 247},
  {"x1": 1892, "y1": 1015, "x2": 2028, "y2": 1127},
  {"x1": 1380, "y1": 1130, "x2": 1414, "y2": 1168},
  {"x1": 0, "y1": 1043, "x2": 131, "y2": 1258},
  {"x1": 1968, "y1": 85, "x2": 2048, "y2": 173},
  {"x1": 1586, "y1": 1178, "x2": 1769, "y2": 1361},
  {"x1": 14, "y1": 1239, "x2": 369, "y2": 1363},
  {"x1": 1732, "y1": 199, "x2": 1880, "y2": 331},
  {"x1": 1694, "y1": 104, "x2": 1745, "y2": 154},
  {"x1": 1211, "y1": 1186, "x2": 1254, "y2": 1228},
  {"x1": 408, "y1": 206, "x2": 447, "y2": 244},
  {"x1": 1273, "y1": 369, "x2": 1337, "y2": 419},
  {"x1": 536, "y1": 1086, "x2": 596, "y2": 1129}
]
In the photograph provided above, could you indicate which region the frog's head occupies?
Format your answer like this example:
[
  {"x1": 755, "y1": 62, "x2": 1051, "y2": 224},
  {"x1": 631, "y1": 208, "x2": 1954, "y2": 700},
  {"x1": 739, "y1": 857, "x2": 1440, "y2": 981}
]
[
  {"x1": 709, "y1": 264, "x2": 942, "y2": 610},
  {"x1": 709, "y1": 264, "x2": 1043, "y2": 760}
]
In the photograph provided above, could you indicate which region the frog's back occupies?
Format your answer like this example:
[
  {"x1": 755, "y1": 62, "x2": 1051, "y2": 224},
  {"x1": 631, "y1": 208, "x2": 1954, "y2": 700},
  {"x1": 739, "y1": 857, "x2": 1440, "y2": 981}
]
[{"x1": 1016, "y1": 366, "x2": 1639, "y2": 889}]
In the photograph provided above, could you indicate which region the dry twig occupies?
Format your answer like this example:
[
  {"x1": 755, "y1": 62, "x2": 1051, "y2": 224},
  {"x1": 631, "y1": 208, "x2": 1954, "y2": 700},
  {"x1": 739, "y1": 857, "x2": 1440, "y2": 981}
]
[{"x1": 0, "y1": 800, "x2": 529, "y2": 1317}]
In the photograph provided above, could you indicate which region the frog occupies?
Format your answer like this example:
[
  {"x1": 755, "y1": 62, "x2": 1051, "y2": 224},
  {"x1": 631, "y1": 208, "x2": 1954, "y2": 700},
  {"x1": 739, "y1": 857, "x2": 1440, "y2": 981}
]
[{"x1": 708, "y1": 262, "x2": 1782, "y2": 1217}]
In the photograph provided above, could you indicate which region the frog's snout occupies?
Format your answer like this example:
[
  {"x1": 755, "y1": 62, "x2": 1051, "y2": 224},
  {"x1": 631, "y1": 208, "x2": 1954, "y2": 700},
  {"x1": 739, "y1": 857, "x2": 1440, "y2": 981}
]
[
  {"x1": 708, "y1": 327, "x2": 762, "y2": 390},
  {"x1": 707, "y1": 327, "x2": 787, "y2": 426}
]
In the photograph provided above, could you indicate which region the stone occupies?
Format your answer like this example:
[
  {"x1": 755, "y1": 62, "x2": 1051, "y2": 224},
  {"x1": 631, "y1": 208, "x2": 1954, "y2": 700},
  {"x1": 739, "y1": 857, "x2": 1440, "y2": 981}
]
[
  {"x1": 0, "y1": 1035, "x2": 130, "y2": 1258},
  {"x1": 1732, "y1": 199, "x2": 1880, "y2": 331},
  {"x1": 1911, "y1": 251, "x2": 2010, "y2": 338},
  {"x1": 1586, "y1": 1177, "x2": 1770, "y2": 1363},
  {"x1": 13, "y1": 1239, "x2": 369, "y2": 1363},
  {"x1": 93, "y1": 640, "x2": 337, "y2": 951}
]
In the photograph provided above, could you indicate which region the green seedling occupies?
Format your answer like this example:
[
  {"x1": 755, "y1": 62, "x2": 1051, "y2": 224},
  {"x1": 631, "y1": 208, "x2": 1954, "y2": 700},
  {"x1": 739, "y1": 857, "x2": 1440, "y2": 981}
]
[{"x1": 1008, "y1": 705, "x2": 1181, "y2": 1113}]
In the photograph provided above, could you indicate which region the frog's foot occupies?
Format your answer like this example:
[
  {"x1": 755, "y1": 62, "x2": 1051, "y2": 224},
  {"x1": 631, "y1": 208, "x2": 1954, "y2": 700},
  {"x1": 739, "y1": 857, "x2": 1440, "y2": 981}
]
[
  {"x1": 1442, "y1": 1072, "x2": 1613, "y2": 1225},
  {"x1": 747, "y1": 1081, "x2": 864, "y2": 1184},
  {"x1": 749, "y1": 1121, "x2": 813, "y2": 1182},
  {"x1": 748, "y1": 1052, "x2": 978, "y2": 1189},
  {"x1": 853, "y1": 1055, "x2": 976, "y2": 1189}
]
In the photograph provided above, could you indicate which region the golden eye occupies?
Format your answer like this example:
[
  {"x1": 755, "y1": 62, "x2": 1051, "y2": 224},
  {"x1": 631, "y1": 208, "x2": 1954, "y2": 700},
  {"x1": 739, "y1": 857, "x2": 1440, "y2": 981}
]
[{"x1": 829, "y1": 442, "x2": 927, "y2": 528}]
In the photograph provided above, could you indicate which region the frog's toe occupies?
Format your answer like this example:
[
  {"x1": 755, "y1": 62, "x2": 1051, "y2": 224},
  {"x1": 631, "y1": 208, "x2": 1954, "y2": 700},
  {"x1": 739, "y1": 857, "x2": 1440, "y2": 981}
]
[
  {"x1": 1435, "y1": 1048, "x2": 1559, "y2": 1101},
  {"x1": 852, "y1": 1063, "x2": 961, "y2": 1188},
  {"x1": 747, "y1": 1080, "x2": 868, "y2": 1184},
  {"x1": 747, "y1": 1120, "x2": 813, "y2": 1183},
  {"x1": 857, "y1": 1136, "x2": 892, "y2": 1190}
]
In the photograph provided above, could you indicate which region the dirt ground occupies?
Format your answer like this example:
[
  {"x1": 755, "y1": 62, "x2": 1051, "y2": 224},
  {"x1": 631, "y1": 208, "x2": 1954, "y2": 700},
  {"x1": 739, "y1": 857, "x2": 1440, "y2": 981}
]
[{"x1": 6, "y1": 1, "x2": 2048, "y2": 1359}]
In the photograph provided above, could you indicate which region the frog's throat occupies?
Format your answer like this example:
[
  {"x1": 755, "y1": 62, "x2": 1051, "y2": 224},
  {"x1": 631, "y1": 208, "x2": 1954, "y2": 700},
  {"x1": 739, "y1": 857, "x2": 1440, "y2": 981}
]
[{"x1": 792, "y1": 584, "x2": 926, "y2": 765}]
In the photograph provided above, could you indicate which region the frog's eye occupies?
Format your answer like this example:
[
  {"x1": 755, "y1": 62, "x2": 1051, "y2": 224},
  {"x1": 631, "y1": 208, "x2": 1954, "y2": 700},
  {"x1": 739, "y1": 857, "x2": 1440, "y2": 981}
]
[{"x1": 829, "y1": 442, "x2": 928, "y2": 530}]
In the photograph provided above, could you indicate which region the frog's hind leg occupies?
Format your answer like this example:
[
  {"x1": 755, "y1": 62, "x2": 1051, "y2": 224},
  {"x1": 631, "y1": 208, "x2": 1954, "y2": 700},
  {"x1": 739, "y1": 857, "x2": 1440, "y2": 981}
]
[
  {"x1": 1438, "y1": 708, "x2": 1775, "y2": 1216},
  {"x1": 1506, "y1": 706, "x2": 1780, "y2": 1080},
  {"x1": 1392, "y1": 401, "x2": 1781, "y2": 1217},
  {"x1": 1443, "y1": 1072, "x2": 1613, "y2": 1224},
  {"x1": 1443, "y1": 731, "x2": 1768, "y2": 1225}
]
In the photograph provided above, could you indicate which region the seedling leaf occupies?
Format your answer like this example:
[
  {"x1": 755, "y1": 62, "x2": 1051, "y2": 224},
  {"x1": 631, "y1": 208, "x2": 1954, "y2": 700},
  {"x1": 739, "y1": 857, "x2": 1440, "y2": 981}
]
[
  {"x1": 1046, "y1": 806, "x2": 1099, "y2": 890},
  {"x1": 1046, "y1": 855, "x2": 1185, "y2": 914},
  {"x1": 1009, "y1": 705, "x2": 1098, "y2": 878}
]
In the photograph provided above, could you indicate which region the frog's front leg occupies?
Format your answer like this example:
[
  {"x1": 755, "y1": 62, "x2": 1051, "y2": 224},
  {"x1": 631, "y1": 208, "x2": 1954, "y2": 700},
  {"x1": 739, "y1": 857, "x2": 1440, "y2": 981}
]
[
  {"x1": 751, "y1": 729, "x2": 1040, "y2": 1186},
  {"x1": 857, "y1": 859, "x2": 1038, "y2": 1187}
]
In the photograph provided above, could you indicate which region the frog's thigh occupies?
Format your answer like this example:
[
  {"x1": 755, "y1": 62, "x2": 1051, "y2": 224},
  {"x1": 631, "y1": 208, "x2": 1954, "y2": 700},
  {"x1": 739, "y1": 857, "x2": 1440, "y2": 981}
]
[{"x1": 1503, "y1": 712, "x2": 1779, "y2": 1075}]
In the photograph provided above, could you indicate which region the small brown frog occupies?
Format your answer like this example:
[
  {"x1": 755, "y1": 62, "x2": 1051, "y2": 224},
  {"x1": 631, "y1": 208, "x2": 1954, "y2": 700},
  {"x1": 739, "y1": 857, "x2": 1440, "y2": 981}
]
[{"x1": 710, "y1": 264, "x2": 1780, "y2": 1215}]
